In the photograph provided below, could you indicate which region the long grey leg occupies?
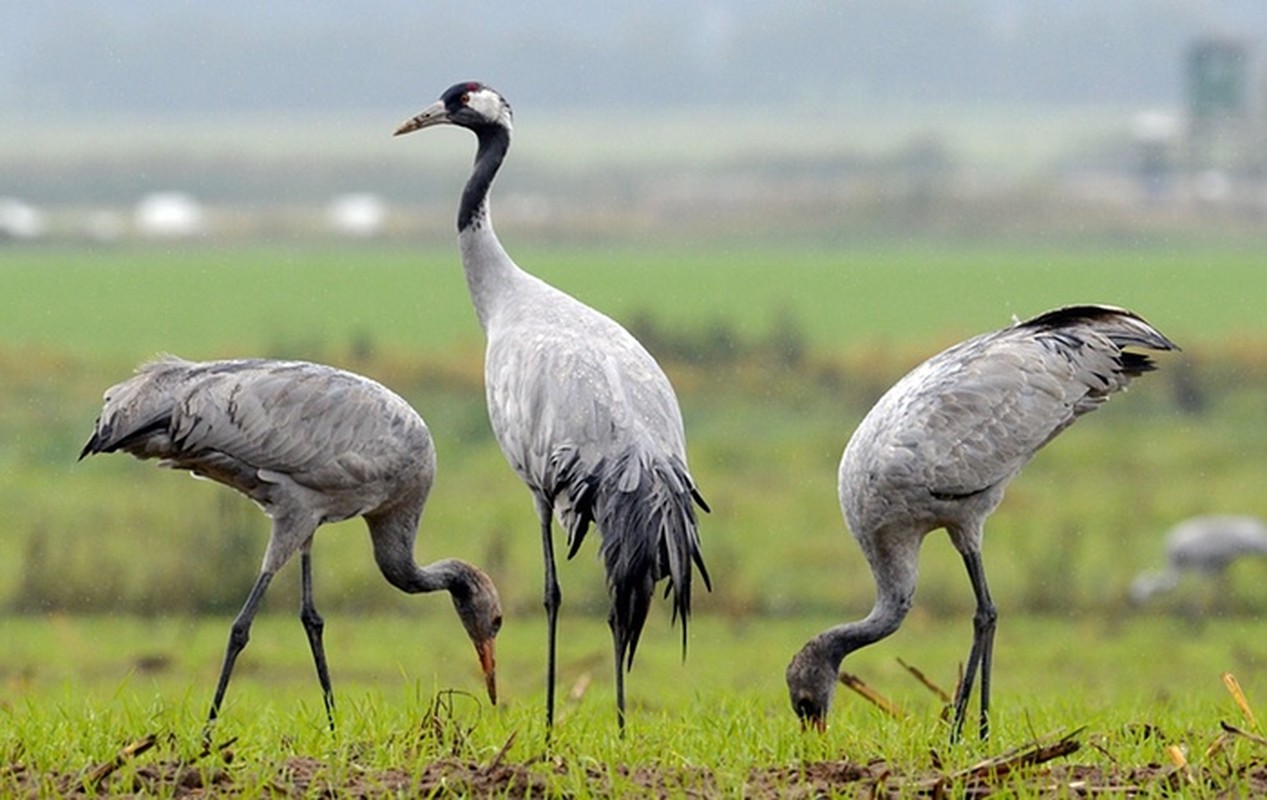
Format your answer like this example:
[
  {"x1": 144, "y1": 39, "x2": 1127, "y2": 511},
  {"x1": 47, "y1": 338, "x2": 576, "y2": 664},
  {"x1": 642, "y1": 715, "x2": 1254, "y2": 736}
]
[
  {"x1": 537, "y1": 494, "x2": 561, "y2": 738},
  {"x1": 609, "y1": 615, "x2": 626, "y2": 734},
  {"x1": 207, "y1": 570, "x2": 275, "y2": 727},
  {"x1": 951, "y1": 548, "x2": 997, "y2": 742},
  {"x1": 299, "y1": 548, "x2": 335, "y2": 729}
]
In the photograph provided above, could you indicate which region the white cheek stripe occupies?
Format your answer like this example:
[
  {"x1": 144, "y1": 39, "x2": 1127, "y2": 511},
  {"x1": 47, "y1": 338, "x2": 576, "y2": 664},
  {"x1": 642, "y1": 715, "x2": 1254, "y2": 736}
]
[{"x1": 469, "y1": 88, "x2": 512, "y2": 130}]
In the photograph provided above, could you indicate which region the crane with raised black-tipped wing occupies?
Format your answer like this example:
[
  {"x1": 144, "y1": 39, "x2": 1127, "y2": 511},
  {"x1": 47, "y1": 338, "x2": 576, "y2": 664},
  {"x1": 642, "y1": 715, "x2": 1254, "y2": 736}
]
[{"x1": 786, "y1": 305, "x2": 1177, "y2": 741}]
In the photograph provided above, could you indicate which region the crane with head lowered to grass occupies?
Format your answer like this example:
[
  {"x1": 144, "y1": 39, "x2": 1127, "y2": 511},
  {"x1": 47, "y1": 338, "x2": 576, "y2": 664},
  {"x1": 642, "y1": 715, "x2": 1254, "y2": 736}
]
[
  {"x1": 786, "y1": 305, "x2": 1177, "y2": 741},
  {"x1": 81, "y1": 356, "x2": 502, "y2": 729}
]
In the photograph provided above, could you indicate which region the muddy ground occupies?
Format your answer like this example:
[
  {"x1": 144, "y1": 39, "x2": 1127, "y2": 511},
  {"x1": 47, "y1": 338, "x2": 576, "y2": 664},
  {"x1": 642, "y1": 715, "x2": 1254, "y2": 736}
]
[{"x1": 9, "y1": 728, "x2": 1267, "y2": 798}]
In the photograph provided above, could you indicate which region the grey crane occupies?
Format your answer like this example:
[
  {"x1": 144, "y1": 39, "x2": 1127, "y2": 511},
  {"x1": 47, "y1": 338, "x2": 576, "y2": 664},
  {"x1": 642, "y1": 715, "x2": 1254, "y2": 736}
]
[
  {"x1": 1131, "y1": 515, "x2": 1267, "y2": 604},
  {"x1": 786, "y1": 305, "x2": 1177, "y2": 740},
  {"x1": 394, "y1": 82, "x2": 710, "y2": 732},
  {"x1": 80, "y1": 356, "x2": 502, "y2": 727}
]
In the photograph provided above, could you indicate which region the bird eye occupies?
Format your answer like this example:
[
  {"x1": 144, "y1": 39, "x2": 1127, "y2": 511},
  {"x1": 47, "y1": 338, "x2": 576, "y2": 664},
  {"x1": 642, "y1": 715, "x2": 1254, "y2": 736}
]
[{"x1": 460, "y1": 93, "x2": 471, "y2": 105}]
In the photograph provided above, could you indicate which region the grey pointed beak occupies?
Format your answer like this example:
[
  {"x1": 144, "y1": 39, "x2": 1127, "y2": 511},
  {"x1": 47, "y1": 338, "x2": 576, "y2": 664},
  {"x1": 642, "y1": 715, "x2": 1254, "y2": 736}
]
[{"x1": 393, "y1": 100, "x2": 449, "y2": 136}]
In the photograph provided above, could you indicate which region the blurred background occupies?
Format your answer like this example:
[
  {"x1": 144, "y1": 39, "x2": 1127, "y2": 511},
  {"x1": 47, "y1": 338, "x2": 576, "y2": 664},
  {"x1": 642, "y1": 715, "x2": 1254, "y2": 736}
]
[
  {"x1": 4, "y1": 0, "x2": 1267, "y2": 241},
  {"x1": 3, "y1": 1, "x2": 1267, "y2": 632}
]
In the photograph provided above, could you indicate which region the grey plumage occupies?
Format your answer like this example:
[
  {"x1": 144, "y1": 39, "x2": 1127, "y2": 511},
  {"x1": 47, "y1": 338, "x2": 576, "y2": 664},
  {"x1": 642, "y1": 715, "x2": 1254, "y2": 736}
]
[
  {"x1": 1131, "y1": 515, "x2": 1267, "y2": 603},
  {"x1": 395, "y1": 81, "x2": 709, "y2": 732},
  {"x1": 80, "y1": 356, "x2": 502, "y2": 727},
  {"x1": 786, "y1": 304, "x2": 1177, "y2": 740}
]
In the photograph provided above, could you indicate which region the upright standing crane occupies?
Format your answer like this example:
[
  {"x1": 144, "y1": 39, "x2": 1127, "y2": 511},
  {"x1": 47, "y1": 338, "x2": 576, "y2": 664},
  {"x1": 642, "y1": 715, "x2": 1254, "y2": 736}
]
[{"x1": 394, "y1": 82, "x2": 710, "y2": 732}]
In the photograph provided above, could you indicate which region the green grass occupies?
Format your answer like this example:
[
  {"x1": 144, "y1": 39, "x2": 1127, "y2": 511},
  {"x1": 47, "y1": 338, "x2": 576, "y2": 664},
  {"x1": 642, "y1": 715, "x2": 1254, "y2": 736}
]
[
  {"x1": 2, "y1": 237, "x2": 1264, "y2": 364},
  {"x1": 2, "y1": 613, "x2": 1265, "y2": 795}
]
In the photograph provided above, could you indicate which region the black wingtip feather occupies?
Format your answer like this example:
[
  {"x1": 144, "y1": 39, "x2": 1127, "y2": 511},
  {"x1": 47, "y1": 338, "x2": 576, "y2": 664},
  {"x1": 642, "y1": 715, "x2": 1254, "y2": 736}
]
[
  {"x1": 1119, "y1": 351, "x2": 1158, "y2": 377},
  {"x1": 579, "y1": 452, "x2": 710, "y2": 676},
  {"x1": 1020, "y1": 304, "x2": 1138, "y2": 331},
  {"x1": 692, "y1": 487, "x2": 711, "y2": 515},
  {"x1": 1019, "y1": 303, "x2": 1179, "y2": 355}
]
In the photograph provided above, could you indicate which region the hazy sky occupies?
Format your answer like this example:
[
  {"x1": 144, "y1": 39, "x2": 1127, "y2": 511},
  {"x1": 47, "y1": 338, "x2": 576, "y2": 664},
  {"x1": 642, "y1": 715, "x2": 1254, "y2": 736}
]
[{"x1": 4, "y1": 1, "x2": 1265, "y2": 116}]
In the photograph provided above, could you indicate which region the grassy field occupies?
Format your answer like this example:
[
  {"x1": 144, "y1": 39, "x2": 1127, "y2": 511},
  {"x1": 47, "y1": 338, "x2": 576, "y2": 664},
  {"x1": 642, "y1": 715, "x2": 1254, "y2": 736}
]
[
  {"x1": 4, "y1": 238, "x2": 1266, "y2": 615},
  {"x1": 3, "y1": 612, "x2": 1266, "y2": 794},
  {"x1": 3, "y1": 238, "x2": 1267, "y2": 794},
  {"x1": 3, "y1": 235, "x2": 1264, "y2": 360}
]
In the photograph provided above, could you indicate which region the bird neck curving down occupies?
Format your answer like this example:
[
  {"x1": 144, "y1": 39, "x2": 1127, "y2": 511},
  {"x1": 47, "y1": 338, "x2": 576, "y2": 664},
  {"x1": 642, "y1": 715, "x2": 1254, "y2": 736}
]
[
  {"x1": 366, "y1": 508, "x2": 450, "y2": 595},
  {"x1": 786, "y1": 581, "x2": 912, "y2": 727}
]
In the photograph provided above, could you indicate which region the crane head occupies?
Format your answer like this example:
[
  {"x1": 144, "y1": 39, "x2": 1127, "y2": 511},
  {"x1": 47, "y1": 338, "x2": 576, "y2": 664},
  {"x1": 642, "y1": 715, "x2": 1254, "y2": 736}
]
[
  {"x1": 785, "y1": 639, "x2": 838, "y2": 732},
  {"x1": 448, "y1": 563, "x2": 503, "y2": 705},
  {"x1": 394, "y1": 82, "x2": 513, "y2": 137}
]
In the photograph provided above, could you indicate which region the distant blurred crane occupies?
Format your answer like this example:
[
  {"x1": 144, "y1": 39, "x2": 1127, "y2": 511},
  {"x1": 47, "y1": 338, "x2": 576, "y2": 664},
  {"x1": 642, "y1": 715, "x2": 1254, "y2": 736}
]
[
  {"x1": 394, "y1": 81, "x2": 710, "y2": 733},
  {"x1": 1131, "y1": 515, "x2": 1267, "y2": 604},
  {"x1": 80, "y1": 356, "x2": 502, "y2": 727},
  {"x1": 785, "y1": 305, "x2": 1177, "y2": 741}
]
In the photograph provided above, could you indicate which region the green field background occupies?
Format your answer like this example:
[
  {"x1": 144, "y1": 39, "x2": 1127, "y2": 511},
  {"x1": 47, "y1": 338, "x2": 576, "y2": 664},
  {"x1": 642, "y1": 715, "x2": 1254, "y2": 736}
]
[
  {"x1": 3, "y1": 238, "x2": 1261, "y2": 360},
  {"x1": 4, "y1": 237, "x2": 1267, "y2": 788},
  {"x1": 3, "y1": 237, "x2": 1265, "y2": 622}
]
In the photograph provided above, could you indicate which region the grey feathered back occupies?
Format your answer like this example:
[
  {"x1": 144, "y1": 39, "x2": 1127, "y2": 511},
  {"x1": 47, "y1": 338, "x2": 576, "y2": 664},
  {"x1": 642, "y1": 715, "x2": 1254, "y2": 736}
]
[
  {"x1": 1167, "y1": 515, "x2": 1267, "y2": 571},
  {"x1": 82, "y1": 356, "x2": 434, "y2": 524},
  {"x1": 842, "y1": 304, "x2": 1178, "y2": 538}
]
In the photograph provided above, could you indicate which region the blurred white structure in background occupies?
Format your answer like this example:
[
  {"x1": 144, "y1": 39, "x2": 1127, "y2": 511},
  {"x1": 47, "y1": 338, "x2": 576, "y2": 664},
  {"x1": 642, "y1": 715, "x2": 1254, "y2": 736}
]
[
  {"x1": 0, "y1": 197, "x2": 47, "y2": 240},
  {"x1": 134, "y1": 192, "x2": 205, "y2": 238},
  {"x1": 327, "y1": 192, "x2": 387, "y2": 237}
]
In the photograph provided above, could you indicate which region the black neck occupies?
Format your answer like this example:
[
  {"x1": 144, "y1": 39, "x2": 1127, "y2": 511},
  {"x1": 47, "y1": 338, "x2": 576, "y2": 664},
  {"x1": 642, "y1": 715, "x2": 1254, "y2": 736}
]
[{"x1": 459, "y1": 124, "x2": 510, "y2": 232}]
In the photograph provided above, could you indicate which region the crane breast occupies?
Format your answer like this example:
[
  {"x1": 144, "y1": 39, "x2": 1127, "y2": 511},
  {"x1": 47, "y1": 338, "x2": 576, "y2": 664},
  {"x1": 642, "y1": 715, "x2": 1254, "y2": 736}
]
[{"x1": 485, "y1": 319, "x2": 686, "y2": 493}]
